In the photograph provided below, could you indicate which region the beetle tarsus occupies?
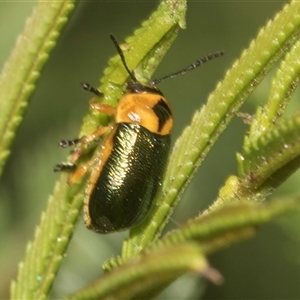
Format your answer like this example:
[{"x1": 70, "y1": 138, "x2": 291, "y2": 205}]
[
  {"x1": 53, "y1": 163, "x2": 76, "y2": 172},
  {"x1": 81, "y1": 82, "x2": 103, "y2": 96},
  {"x1": 58, "y1": 139, "x2": 80, "y2": 148}
]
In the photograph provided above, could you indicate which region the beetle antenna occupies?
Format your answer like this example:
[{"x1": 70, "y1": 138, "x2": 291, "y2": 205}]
[
  {"x1": 151, "y1": 50, "x2": 224, "y2": 85},
  {"x1": 109, "y1": 34, "x2": 137, "y2": 82}
]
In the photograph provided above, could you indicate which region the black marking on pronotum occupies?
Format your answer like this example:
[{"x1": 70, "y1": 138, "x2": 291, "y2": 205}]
[{"x1": 152, "y1": 99, "x2": 172, "y2": 132}]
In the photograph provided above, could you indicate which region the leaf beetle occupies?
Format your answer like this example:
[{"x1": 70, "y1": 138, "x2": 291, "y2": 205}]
[{"x1": 54, "y1": 34, "x2": 224, "y2": 234}]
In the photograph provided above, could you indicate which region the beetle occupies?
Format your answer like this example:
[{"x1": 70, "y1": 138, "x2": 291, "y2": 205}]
[{"x1": 54, "y1": 34, "x2": 224, "y2": 234}]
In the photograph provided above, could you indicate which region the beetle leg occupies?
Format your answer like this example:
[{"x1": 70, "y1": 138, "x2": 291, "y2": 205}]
[
  {"x1": 55, "y1": 82, "x2": 115, "y2": 181},
  {"x1": 68, "y1": 125, "x2": 112, "y2": 184},
  {"x1": 53, "y1": 162, "x2": 76, "y2": 172},
  {"x1": 68, "y1": 158, "x2": 94, "y2": 184},
  {"x1": 72, "y1": 126, "x2": 112, "y2": 160},
  {"x1": 81, "y1": 82, "x2": 103, "y2": 96},
  {"x1": 89, "y1": 102, "x2": 116, "y2": 115},
  {"x1": 77, "y1": 126, "x2": 110, "y2": 148},
  {"x1": 54, "y1": 155, "x2": 97, "y2": 184},
  {"x1": 58, "y1": 138, "x2": 80, "y2": 148},
  {"x1": 81, "y1": 81, "x2": 116, "y2": 114}
]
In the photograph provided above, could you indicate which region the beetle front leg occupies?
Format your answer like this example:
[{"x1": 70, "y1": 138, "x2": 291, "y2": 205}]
[
  {"x1": 81, "y1": 82, "x2": 103, "y2": 97},
  {"x1": 89, "y1": 102, "x2": 116, "y2": 115}
]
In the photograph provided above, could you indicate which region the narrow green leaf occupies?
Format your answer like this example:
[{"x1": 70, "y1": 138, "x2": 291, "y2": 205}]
[
  {"x1": 7, "y1": 2, "x2": 79, "y2": 299},
  {"x1": 127, "y1": 0, "x2": 300, "y2": 256},
  {"x1": 162, "y1": 199, "x2": 299, "y2": 255},
  {"x1": 73, "y1": 199, "x2": 298, "y2": 300},
  {"x1": 67, "y1": 243, "x2": 219, "y2": 300},
  {"x1": 237, "y1": 28, "x2": 300, "y2": 184},
  {"x1": 238, "y1": 113, "x2": 300, "y2": 200},
  {"x1": 0, "y1": 0, "x2": 76, "y2": 178},
  {"x1": 11, "y1": 175, "x2": 84, "y2": 300},
  {"x1": 244, "y1": 32, "x2": 300, "y2": 152}
]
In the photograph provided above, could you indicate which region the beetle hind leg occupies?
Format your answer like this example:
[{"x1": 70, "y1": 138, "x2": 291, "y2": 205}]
[{"x1": 54, "y1": 160, "x2": 93, "y2": 185}]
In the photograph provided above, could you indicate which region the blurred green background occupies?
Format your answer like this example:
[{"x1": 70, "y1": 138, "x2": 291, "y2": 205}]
[{"x1": 1, "y1": 1, "x2": 300, "y2": 299}]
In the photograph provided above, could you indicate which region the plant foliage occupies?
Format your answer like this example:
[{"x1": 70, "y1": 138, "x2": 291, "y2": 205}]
[{"x1": 1, "y1": 0, "x2": 300, "y2": 299}]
